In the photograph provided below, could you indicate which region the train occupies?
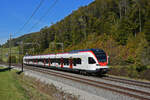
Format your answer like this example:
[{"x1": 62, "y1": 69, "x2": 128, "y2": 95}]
[{"x1": 23, "y1": 48, "x2": 109, "y2": 75}]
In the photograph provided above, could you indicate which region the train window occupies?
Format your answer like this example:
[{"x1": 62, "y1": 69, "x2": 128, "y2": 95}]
[
  {"x1": 41, "y1": 59, "x2": 44, "y2": 63},
  {"x1": 67, "y1": 59, "x2": 69, "y2": 65},
  {"x1": 65, "y1": 59, "x2": 67, "y2": 65},
  {"x1": 64, "y1": 58, "x2": 69, "y2": 65},
  {"x1": 29, "y1": 59, "x2": 32, "y2": 62},
  {"x1": 48, "y1": 59, "x2": 51, "y2": 64},
  {"x1": 50, "y1": 59, "x2": 53, "y2": 64},
  {"x1": 51, "y1": 59, "x2": 53, "y2": 63},
  {"x1": 64, "y1": 58, "x2": 66, "y2": 65},
  {"x1": 60, "y1": 58, "x2": 64, "y2": 64},
  {"x1": 76, "y1": 58, "x2": 81, "y2": 64},
  {"x1": 38, "y1": 59, "x2": 43, "y2": 62},
  {"x1": 51, "y1": 59, "x2": 54, "y2": 63},
  {"x1": 63, "y1": 58, "x2": 66, "y2": 65},
  {"x1": 88, "y1": 57, "x2": 96, "y2": 64},
  {"x1": 53, "y1": 59, "x2": 56, "y2": 63},
  {"x1": 73, "y1": 58, "x2": 76, "y2": 66},
  {"x1": 45, "y1": 59, "x2": 49, "y2": 63},
  {"x1": 36, "y1": 59, "x2": 39, "y2": 62},
  {"x1": 58, "y1": 59, "x2": 61, "y2": 65},
  {"x1": 52, "y1": 59, "x2": 56, "y2": 63}
]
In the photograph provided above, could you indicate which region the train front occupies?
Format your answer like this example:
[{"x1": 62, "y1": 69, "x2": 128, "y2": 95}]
[{"x1": 92, "y1": 49, "x2": 109, "y2": 74}]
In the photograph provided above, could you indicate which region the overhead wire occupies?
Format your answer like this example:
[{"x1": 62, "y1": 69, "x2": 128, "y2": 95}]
[
  {"x1": 27, "y1": 0, "x2": 59, "y2": 32},
  {"x1": 15, "y1": 0, "x2": 45, "y2": 35}
]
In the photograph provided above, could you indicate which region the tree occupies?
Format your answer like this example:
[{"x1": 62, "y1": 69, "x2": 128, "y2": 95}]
[
  {"x1": 144, "y1": 21, "x2": 150, "y2": 45},
  {"x1": 39, "y1": 27, "x2": 49, "y2": 52}
]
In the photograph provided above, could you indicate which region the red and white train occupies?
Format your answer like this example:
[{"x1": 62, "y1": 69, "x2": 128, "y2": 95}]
[{"x1": 23, "y1": 49, "x2": 109, "y2": 75}]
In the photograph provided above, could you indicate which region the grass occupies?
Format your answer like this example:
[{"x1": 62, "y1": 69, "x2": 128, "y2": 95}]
[
  {"x1": 0, "y1": 67, "x2": 27, "y2": 100},
  {"x1": 0, "y1": 67, "x2": 77, "y2": 100},
  {"x1": 0, "y1": 67, "x2": 54, "y2": 100}
]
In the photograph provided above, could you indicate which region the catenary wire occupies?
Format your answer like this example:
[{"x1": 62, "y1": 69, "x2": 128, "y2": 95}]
[
  {"x1": 15, "y1": 0, "x2": 45, "y2": 35},
  {"x1": 27, "y1": 0, "x2": 59, "y2": 33}
]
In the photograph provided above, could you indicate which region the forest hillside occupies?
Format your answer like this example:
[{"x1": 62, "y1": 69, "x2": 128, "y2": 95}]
[{"x1": 3, "y1": 0, "x2": 150, "y2": 67}]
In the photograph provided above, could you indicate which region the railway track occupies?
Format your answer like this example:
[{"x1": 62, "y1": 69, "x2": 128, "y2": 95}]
[
  {"x1": 12, "y1": 65, "x2": 150, "y2": 100},
  {"x1": 102, "y1": 75, "x2": 150, "y2": 89}
]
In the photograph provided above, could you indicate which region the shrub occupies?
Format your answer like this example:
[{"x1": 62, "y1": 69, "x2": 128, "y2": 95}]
[
  {"x1": 128, "y1": 65, "x2": 138, "y2": 78},
  {"x1": 139, "y1": 69, "x2": 150, "y2": 80},
  {"x1": 136, "y1": 65, "x2": 147, "y2": 72},
  {"x1": 108, "y1": 65, "x2": 150, "y2": 80},
  {"x1": 0, "y1": 58, "x2": 2, "y2": 62},
  {"x1": 125, "y1": 56, "x2": 135, "y2": 64}
]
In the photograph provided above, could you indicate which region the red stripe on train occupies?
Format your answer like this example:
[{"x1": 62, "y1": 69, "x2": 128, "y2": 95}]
[
  {"x1": 99, "y1": 62, "x2": 107, "y2": 66},
  {"x1": 61, "y1": 58, "x2": 63, "y2": 68},
  {"x1": 69, "y1": 59, "x2": 73, "y2": 69}
]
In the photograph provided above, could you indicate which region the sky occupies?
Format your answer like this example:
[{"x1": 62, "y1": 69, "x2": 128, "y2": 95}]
[{"x1": 0, "y1": 0, "x2": 94, "y2": 45}]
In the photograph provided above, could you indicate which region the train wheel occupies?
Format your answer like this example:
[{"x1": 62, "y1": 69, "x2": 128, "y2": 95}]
[{"x1": 80, "y1": 71, "x2": 89, "y2": 76}]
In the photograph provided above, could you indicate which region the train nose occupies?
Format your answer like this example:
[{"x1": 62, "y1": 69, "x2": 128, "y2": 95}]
[{"x1": 99, "y1": 62, "x2": 107, "y2": 66}]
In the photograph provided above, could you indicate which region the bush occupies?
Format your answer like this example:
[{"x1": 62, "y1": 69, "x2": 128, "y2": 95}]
[
  {"x1": 108, "y1": 65, "x2": 150, "y2": 80},
  {"x1": 136, "y1": 65, "x2": 147, "y2": 72},
  {"x1": 125, "y1": 56, "x2": 135, "y2": 64},
  {"x1": 139, "y1": 69, "x2": 150, "y2": 80},
  {"x1": 0, "y1": 58, "x2": 2, "y2": 62},
  {"x1": 127, "y1": 65, "x2": 138, "y2": 78}
]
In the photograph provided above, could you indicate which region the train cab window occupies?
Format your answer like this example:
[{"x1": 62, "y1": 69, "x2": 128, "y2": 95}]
[{"x1": 88, "y1": 57, "x2": 96, "y2": 64}]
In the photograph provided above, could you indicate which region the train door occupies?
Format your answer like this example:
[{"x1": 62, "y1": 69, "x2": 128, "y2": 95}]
[
  {"x1": 28, "y1": 59, "x2": 29, "y2": 64},
  {"x1": 36, "y1": 59, "x2": 38, "y2": 64},
  {"x1": 61, "y1": 58, "x2": 63, "y2": 68},
  {"x1": 32, "y1": 59, "x2": 34, "y2": 65},
  {"x1": 44, "y1": 59, "x2": 46, "y2": 67},
  {"x1": 53, "y1": 58, "x2": 57, "y2": 67},
  {"x1": 81, "y1": 54, "x2": 88, "y2": 70},
  {"x1": 48, "y1": 59, "x2": 51, "y2": 67},
  {"x1": 69, "y1": 57, "x2": 73, "y2": 69}
]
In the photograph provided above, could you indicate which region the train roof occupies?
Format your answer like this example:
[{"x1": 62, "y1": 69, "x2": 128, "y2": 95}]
[
  {"x1": 24, "y1": 48, "x2": 105, "y2": 58},
  {"x1": 69, "y1": 48, "x2": 105, "y2": 53}
]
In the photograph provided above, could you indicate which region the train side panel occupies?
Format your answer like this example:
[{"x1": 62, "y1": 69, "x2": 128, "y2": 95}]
[{"x1": 23, "y1": 50, "x2": 109, "y2": 74}]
